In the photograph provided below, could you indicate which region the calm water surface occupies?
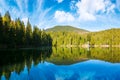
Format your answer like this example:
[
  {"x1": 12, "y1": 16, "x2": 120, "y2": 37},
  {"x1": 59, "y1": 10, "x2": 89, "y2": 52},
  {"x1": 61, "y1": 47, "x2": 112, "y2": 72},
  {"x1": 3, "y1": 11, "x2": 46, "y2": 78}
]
[{"x1": 1, "y1": 47, "x2": 120, "y2": 80}]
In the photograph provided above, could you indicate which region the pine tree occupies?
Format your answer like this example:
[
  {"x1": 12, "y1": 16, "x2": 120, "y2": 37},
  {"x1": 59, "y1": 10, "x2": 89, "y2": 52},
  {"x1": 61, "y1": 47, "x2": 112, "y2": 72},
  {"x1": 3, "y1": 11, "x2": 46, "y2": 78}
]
[
  {"x1": 33, "y1": 26, "x2": 41, "y2": 47},
  {"x1": 0, "y1": 13, "x2": 3, "y2": 46},
  {"x1": 26, "y1": 19, "x2": 32, "y2": 47},
  {"x1": 3, "y1": 11, "x2": 11, "y2": 47}
]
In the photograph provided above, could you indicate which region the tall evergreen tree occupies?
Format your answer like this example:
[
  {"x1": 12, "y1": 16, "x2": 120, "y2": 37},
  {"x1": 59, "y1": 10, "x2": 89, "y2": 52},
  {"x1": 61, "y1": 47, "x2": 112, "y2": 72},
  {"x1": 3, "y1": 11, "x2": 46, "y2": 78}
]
[
  {"x1": 3, "y1": 11, "x2": 11, "y2": 23},
  {"x1": 0, "y1": 13, "x2": 3, "y2": 46},
  {"x1": 33, "y1": 26, "x2": 41, "y2": 47},
  {"x1": 9, "y1": 21, "x2": 16, "y2": 47},
  {"x1": 26, "y1": 19, "x2": 32, "y2": 47},
  {"x1": 2, "y1": 11, "x2": 11, "y2": 47},
  {"x1": 15, "y1": 18, "x2": 26, "y2": 47}
]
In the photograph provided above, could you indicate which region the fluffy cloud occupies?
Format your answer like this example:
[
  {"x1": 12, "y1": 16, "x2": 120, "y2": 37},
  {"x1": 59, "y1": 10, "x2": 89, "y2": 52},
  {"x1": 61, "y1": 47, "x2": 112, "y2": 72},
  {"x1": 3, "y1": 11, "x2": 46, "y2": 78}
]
[
  {"x1": 54, "y1": 10, "x2": 75, "y2": 23},
  {"x1": 75, "y1": 0, "x2": 115, "y2": 21},
  {"x1": 70, "y1": 0, "x2": 76, "y2": 10},
  {"x1": 104, "y1": 0, "x2": 115, "y2": 14},
  {"x1": 57, "y1": 0, "x2": 64, "y2": 3}
]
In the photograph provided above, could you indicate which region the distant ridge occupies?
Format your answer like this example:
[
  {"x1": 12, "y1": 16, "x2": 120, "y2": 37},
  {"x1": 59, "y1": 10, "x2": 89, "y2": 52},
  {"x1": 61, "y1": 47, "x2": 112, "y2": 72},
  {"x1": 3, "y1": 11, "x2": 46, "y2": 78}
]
[{"x1": 45, "y1": 26, "x2": 89, "y2": 33}]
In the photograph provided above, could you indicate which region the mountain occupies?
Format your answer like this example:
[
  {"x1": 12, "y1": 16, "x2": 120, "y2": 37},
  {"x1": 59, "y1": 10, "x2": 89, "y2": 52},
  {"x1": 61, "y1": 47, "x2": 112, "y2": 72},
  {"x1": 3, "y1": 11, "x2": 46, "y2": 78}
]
[{"x1": 45, "y1": 26, "x2": 89, "y2": 33}]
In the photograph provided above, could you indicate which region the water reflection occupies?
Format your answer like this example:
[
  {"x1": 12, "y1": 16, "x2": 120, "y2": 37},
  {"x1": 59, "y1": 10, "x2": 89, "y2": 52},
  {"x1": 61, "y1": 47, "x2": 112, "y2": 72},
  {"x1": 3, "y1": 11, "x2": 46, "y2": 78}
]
[
  {"x1": 0, "y1": 47, "x2": 120, "y2": 79},
  {"x1": 0, "y1": 48, "x2": 52, "y2": 78},
  {"x1": 1, "y1": 60, "x2": 120, "y2": 80},
  {"x1": 47, "y1": 47, "x2": 120, "y2": 64}
]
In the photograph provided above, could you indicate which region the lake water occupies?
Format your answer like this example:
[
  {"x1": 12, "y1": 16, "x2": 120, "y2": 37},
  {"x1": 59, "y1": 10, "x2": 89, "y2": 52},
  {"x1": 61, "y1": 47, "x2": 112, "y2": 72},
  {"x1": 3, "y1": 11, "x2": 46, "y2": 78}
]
[{"x1": 1, "y1": 47, "x2": 120, "y2": 80}]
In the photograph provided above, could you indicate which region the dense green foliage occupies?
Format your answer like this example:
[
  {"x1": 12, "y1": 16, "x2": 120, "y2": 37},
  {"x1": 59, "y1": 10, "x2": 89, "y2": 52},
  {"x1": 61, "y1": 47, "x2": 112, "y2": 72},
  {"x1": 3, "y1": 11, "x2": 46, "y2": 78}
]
[
  {"x1": 47, "y1": 27, "x2": 120, "y2": 46},
  {"x1": 45, "y1": 25, "x2": 89, "y2": 33},
  {"x1": 0, "y1": 12, "x2": 52, "y2": 48},
  {"x1": 90, "y1": 29, "x2": 120, "y2": 45},
  {"x1": 48, "y1": 31, "x2": 88, "y2": 46}
]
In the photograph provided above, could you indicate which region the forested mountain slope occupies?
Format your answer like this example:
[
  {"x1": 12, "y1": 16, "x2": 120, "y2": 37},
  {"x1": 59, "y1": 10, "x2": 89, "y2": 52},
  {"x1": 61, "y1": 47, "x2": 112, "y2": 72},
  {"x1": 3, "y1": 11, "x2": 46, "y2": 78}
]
[
  {"x1": 47, "y1": 28, "x2": 120, "y2": 46},
  {"x1": 45, "y1": 26, "x2": 89, "y2": 33}
]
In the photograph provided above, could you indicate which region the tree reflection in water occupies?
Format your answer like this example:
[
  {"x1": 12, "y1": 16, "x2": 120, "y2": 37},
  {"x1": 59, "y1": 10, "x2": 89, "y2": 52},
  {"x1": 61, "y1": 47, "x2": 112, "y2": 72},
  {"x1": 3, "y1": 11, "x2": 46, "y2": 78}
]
[
  {"x1": 0, "y1": 48, "x2": 52, "y2": 78},
  {"x1": 1, "y1": 60, "x2": 120, "y2": 80},
  {"x1": 1, "y1": 47, "x2": 120, "y2": 80}
]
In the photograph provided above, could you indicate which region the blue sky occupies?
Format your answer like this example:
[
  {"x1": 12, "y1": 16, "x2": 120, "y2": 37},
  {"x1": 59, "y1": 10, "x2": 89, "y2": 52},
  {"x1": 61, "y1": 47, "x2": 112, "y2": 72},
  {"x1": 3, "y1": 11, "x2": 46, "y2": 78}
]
[{"x1": 0, "y1": 0, "x2": 120, "y2": 31}]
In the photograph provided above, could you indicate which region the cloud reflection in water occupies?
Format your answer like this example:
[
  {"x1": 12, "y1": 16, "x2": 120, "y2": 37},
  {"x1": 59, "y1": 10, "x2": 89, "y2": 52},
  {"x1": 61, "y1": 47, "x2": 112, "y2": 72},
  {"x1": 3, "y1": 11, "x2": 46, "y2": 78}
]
[{"x1": 1, "y1": 60, "x2": 120, "y2": 80}]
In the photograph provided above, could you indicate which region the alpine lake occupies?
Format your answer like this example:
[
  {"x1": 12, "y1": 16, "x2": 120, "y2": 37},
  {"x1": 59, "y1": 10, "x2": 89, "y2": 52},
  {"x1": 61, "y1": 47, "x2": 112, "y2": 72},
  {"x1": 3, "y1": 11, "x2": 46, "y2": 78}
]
[{"x1": 1, "y1": 47, "x2": 120, "y2": 80}]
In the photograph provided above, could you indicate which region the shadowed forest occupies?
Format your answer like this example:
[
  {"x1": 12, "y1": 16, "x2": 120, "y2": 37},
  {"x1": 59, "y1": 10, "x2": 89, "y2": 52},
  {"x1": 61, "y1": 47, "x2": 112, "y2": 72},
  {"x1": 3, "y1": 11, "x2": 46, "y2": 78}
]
[{"x1": 0, "y1": 11, "x2": 52, "y2": 48}]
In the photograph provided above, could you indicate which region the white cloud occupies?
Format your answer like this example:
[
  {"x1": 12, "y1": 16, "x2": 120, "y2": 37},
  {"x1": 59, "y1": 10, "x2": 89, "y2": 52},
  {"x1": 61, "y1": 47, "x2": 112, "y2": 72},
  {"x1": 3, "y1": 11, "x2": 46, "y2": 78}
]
[
  {"x1": 10, "y1": 7, "x2": 20, "y2": 16},
  {"x1": 57, "y1": 0, "x2": 64, "y2": 3},
  {"x1": 54, "y1": 10, "x2": 75, "y2": 23},
  {"x1": 116, "y1": 0, "x2": 120, "y2": 11},
  {"x1": 0, "y1": 0, "x2": 52, "y2": 29},
  {"x1": 25, "y1": 0, "x2": 28, "y2": 11},
  {"x1": 0, "y1": 9, "x2": 1, "y2": 12},
  {"x1": 21, "y1": 17, "x2": 28, "y2": 25},
  {"x1": 36, "y1": 0, "x2": 43, "y2": 13},
  {"x1": 104, "y1": 0, "x2": 115, "y2": 14},
  {"x1": 0, "y1": 0, "x2": 9, "y2": 14},
  {"x1": 70, "y1": 0, "x2": 76, "y2": 10},
  {"x1": 79, "y1": 12, "x2": 96, "y2": 21},
  {"x1": 15, "y1": 0, "x2": 23, "y2": 12},
  {"x1": 75, "y1": 0, "x2": 115, "y2": 21}
]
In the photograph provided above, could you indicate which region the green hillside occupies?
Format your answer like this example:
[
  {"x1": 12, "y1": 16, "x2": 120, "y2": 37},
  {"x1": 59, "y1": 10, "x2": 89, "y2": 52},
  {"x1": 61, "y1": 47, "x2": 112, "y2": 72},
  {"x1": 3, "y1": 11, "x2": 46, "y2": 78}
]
[
  {"x1": 90, "y1": 28, "x2": 120, "y2": 45},
  {"x1": 47, "y1": 28, "x2": 120, "y2": 46},
  {"x1": 45, "y1": 26, "x2": 89, "y2": 33}
]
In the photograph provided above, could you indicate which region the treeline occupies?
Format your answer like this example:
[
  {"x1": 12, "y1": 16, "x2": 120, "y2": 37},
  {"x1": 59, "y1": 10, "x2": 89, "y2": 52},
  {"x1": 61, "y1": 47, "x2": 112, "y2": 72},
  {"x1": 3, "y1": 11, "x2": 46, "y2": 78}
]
[
  {"x1": 47, "y1": 31, "x2": 88, "y2": 46},
  {"x1": 0, "y1": 11, "x2": 119, "y2": 48},
  {"x1": 47, "y1": 28, "x2": 120, "y2": 46},
  {"x1": 0, "y1": 11, "x2": 52, "y2": 48},
  {"x1": 90, "y1": 29, "x2": 120, "y2": 45}
]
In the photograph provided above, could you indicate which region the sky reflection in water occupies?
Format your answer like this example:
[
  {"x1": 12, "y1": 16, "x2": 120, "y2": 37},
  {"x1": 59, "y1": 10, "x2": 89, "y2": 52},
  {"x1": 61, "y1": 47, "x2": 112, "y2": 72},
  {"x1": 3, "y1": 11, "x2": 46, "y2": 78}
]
[{"x1": 1, "y1": 60, "x2": 120, "y2": 80}]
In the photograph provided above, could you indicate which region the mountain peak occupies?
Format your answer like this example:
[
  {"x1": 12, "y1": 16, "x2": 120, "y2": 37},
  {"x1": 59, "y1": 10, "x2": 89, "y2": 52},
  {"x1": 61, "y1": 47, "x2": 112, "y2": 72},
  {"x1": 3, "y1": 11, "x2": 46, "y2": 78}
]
[{"x1": 45, "y1": 25, "x2": 89, "y2": 33}]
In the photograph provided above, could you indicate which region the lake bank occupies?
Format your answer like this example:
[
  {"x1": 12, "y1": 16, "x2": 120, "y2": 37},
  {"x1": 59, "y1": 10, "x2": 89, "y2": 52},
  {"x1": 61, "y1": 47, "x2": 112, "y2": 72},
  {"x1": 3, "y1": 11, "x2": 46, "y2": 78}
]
[{"x1": 57, "y1": 44, "x2": 120, "y2": 48}]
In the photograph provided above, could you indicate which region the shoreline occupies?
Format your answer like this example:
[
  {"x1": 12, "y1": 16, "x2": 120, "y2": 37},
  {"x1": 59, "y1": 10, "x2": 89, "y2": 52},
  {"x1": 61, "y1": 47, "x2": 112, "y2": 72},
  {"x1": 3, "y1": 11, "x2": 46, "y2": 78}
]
[
  {"x1": 58, "y1": 45, "x2": 120, "y2": 48},
  {"x1": 1, "y1": 45, "x2": 120, "y2": 50}
]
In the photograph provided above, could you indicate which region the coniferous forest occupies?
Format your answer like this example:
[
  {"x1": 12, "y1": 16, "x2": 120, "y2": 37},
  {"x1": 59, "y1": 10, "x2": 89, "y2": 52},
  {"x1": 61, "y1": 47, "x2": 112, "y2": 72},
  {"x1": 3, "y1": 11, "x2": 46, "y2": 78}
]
[
  {"x1": 47, "y1": 28, "x2": 120, "y2": 47},
  {"x1": 0, "y1": 11, "x2": 52, "y2": 48},
  {"x1": 0, "y1": 11, "x2": 120, "y2": 49}
]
